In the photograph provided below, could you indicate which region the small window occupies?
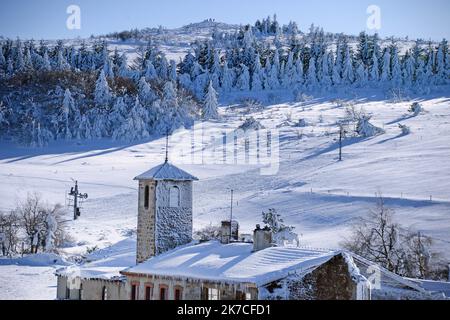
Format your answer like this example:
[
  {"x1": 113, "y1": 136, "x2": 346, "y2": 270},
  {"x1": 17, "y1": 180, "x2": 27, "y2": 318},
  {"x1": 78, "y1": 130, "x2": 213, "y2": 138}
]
[
  {"x1": 169, "y1": 186, "x2": 180, "y2": 208},
  {"x1": 159, "y1": 286, "x2": 168, "y2": 300},
  {"x1": 144, "y1": 185, "x2": 150, "y2": 209},
  {"x1": 174, "y1": 287, "x2": 183, "y2": 300},
  {"x1": 207, "y1": 288, "x2": 219, "y2": 300},
  {"x1": 102, "y1": 286, "x2": 108, "y2": 300},
  {"x1": 245, "y1": 292, "x2": 252, "y2": 300},
  {"x1": 145, "y1": 285, "x2": 153, "y2": 300},
  {"x1": 131, "y1": 284, "x2": 139, "y2": 300}
]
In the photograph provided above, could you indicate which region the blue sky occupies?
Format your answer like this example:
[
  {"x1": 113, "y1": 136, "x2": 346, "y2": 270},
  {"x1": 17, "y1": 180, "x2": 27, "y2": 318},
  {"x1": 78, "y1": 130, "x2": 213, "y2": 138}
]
[{"x1": 0, "y1": 0, "x2": 449, "y2": 40}]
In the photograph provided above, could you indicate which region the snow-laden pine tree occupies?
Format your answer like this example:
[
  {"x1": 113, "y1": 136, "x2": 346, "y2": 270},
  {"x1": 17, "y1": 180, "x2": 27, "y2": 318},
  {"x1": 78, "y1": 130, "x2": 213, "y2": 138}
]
[
  {"x1": 113, "y1": 97, "x2": 149, "y2": 141},
  {"x1": 281, "y1": 52, "x2": 296, "y2": 88},
  {"x1": 138, "y1": 77, "x2": 155, "y2": 106},
  {"x1": 341, "y1": 47, "x2": 354, "y2": 84},
  {"x1": 391, "y1": 46, "x2": 402, "y2": 87},
  {"x1": 144, "y1": 60, "x2": 157, "y2": 81},
  {"x1": 220, "y1": 62, "x2": 233, "y2": 92},
  {"x1": 332, "y1": 56, "x2": 341, "y2": 85},
  {"x1": 210, "y1": 50, "x2": 221, "y2": 90},
  {"x1": 108, "y1": 96, "x2": 128, "y2": 129},
  {"x1": 202, "y1": 81, "x2": 219, "y2": 120},
  {"x1": 169, "y1": 59, "x2": 178, "y2": 82},
  {"x1": 118, "y1": 53, "x2": 130, "y2": 78},
  {"x1": 0, "y1": 47, "x2": 5, "y2": 68},
  {"x1": 251, "y1": 54, "x2": 264, "y2": 91},
  {"x1": 15, "y1": 43, "x2": 25, "y2": 73},
  {"x1": 77, "y1": 114, "x2": 92, "y2": 140},
  {"x1": 369, "y1": 49, "x2": 379, "y2": 82},
  {"x1": 294, "y1": 58, "x2": 304, "y2": 86},
  {"x1": 30, "y1": 121, "x2": 53, "y2": 148},
  {"x1": 320, "y1": 51, "x2": 332, "y2": 87},
  {"x1": 307, "y1": 57, "x2": 318, "y2": 89},
  {"x1": 380, "y1": 49, "x2": 391, "y2": 83},
  {"x1": 42, "y1": 51, "x2": 52, "y2": 71},
  {"x1": 435, "y1": 40, "x2": 448, "y2": 84},
  {"x1": 56, "y1": 48, "x2": 70, "y2": 71},
  {"x1": 266, "y1": 60, "x2": 280, "y2": 89},
  {"x1": 236, "y1": 64, "x2": 250, "y2": 91},
  {"x1": 403, "y1": 54, "x2": 415, "y2": 87},
  {"x1": 355, "y1": 62, "x2": 367, "y2": 87},
  {"x1": 51, "y1": 89, "x2": 78, "y2": 140},
  {"x1": 94, "y1": 70, "x2": 112, "y2": 107}
]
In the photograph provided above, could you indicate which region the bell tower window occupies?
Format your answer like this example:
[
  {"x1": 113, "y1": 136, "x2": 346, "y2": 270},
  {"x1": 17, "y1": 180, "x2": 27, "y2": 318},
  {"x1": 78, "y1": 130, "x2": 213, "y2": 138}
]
[
  {"x1": 144, "y1": 185, "x2": 149, "y2": 209},
  {"x1": 169, "y1": 186, "x2": 180, "y2": 208}
]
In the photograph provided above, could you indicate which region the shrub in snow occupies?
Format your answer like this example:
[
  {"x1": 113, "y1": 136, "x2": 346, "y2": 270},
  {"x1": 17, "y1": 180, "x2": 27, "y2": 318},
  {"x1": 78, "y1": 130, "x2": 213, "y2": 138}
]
[
  {"x1": 238, "y1": 117, "x2": 265, "y2": 132},
  {"x1": 398, "y1": 123, "x2": 410, "y2": 135},
  {"x1": 408, "y1": 102, "x2": 422, "y2": 116},
  {"x1": 356, "y1": 115, "x2": 384, "y2": 137},
  {"x1": 193, "y1": 224, "x2": 221, "y2": 241},
  {"x1": 295, "y1": 118, "x2": 308, "y2": 127},
  {"x1": 262, "y1": 209, "x2": 298, "y2": 247}
]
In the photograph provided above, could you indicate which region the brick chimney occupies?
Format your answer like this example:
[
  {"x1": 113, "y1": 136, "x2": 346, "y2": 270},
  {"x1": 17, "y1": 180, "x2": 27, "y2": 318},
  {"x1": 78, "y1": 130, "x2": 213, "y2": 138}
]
[{"x1": 253, "y1": 224, "x2": 272, "y2": 251}]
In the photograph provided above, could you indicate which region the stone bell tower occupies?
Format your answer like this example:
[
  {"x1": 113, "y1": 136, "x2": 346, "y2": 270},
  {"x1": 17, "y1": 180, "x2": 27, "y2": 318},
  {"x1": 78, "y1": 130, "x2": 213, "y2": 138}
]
[{"x1": 134, "y1": 156, "x2": 198, "y2": 264}]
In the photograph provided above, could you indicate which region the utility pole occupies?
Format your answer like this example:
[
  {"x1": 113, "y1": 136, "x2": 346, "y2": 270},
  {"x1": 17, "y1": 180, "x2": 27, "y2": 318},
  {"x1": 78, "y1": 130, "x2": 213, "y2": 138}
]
[
  {"x1": 68, "y1": 180, "x2": 88, "y2": 220},
  {"x1": 229, "y1": 189, "x2": 234, "y2": 242},
  {"x1": 338, "y1": 123, "x2": 346, "y2": 162}
]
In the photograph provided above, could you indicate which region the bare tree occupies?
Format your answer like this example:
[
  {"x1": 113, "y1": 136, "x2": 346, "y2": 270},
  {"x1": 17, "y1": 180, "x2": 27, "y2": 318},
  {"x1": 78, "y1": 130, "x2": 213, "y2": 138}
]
[
  {"x1": 16, "y1": 193, "x2": 67, "y2": 254},
  {"x1": 0, "y1": 211, "x2": 20, "y2": 257},
  {"x1": 342, "y1": 195, "x2": 402, "y2": 273},
  {"x1": 342, "y1": 194, "x2": 440, "y2": 279}
]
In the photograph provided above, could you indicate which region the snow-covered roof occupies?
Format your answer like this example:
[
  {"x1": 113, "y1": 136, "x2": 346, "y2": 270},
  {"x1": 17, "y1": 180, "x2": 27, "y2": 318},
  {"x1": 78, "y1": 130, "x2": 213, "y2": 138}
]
[
  {"x1": 122, "y1": 241, "x2": 338, "y2": 286},
  {"x1": 409, "y1": 279, "x2": 450, "y2": 298},
  {"x1": 56, "y1": 237, "x2": 136, "y2": 281},
  {"x1": 134, "y1": 161, "x2": 198, "y2": 181}
]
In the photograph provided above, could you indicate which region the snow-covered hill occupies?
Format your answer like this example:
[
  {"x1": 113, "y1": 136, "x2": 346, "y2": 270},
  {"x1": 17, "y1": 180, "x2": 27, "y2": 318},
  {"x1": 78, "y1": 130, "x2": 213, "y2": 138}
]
[{"x1": 1, "y1": 92, "x2": 449, "y2": 256}]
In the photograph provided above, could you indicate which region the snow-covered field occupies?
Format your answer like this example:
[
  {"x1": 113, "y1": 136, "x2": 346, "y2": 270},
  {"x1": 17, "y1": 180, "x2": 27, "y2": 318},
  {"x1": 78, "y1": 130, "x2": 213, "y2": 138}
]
[{"x1": 1, "y1": 89, "x2": 450, "y2": 299}]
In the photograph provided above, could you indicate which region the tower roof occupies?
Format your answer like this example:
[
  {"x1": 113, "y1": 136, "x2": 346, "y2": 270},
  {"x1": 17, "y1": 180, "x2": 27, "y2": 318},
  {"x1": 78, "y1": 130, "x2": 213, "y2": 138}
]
[{"x1": 134, "y1": 161, "x2": 198, "y2": 181}]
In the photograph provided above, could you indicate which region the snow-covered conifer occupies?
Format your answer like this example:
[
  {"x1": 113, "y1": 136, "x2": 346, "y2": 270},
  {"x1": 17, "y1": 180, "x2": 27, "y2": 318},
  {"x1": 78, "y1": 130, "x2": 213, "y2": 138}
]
[
  {"x1": 380, "y1": 49, "x2": 391, "y2": 83},
  {"x1": 369, "y1": 49, "x2": 379, "y2": 82},
  {"x1": 341, "y1": 47, "x2": 354, "y2": 84},
  {"x1": 221, "y1": 63, "x2": 233, "y2": 91},
  {"x1": 307, "y1": 57, "x2": 318, "y2": 88},
  {"x1": 236, "y1": 64, "x2": 250, "y2": 91},
  {"x1": 391, "y1": 46, "x2": 402, "y2": 87},
  {"x1": 202, "y1": 81, "x2": 219, "y2": 119},
  {"x1": 94, "y1": 70, "x2": 112, "y2": 106},
  {"x1": 251, "y1": 54, "x2": 264, "y2": 91}
]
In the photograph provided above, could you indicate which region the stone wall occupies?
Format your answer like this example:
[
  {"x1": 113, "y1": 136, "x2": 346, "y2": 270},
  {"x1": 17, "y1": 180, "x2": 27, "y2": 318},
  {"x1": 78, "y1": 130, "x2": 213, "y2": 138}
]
[
  {"x1": 155, "y1": 180, "x2": 193, "y2": 254},
  {"x1": 260, "y1": 254, "x2": 365, "y2": 300},
  {"x1": 56, "y1": 276, "x2": 126, "y2": 300},
  {"x1": 136, "y1": 180, "x2": 156, "y2": 263}
]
